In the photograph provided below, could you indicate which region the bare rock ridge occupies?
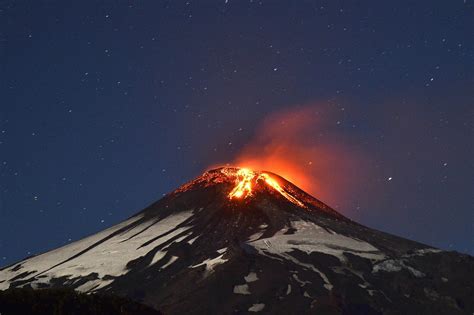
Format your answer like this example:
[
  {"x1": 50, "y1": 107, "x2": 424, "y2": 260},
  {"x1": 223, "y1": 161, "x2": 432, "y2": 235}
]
[{"x1": 1, "y1": 167, "x2": 473, "y2": 314}]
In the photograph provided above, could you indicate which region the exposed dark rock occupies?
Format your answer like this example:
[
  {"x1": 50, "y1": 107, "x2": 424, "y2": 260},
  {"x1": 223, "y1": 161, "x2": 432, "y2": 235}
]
[{"x1": 1, "y1": 167, "x2": 472, "y2": 314}]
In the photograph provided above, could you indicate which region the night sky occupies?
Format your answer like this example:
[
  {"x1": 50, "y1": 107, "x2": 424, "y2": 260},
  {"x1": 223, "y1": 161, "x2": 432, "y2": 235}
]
[{"x1": 1, "y1": 1, "x2": 473, "y2": 266}]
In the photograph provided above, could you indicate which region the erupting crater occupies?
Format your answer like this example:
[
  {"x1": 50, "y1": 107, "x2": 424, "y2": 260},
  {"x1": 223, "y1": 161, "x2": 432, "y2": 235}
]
[{"x1": 222, "y1": 168, "x2": 305, "y2": 207}]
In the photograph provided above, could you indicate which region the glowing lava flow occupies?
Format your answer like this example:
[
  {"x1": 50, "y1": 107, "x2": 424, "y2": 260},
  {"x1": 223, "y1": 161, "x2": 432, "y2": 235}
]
[
  {"x1": 227, "y1": 168, "x2": 305, "y2": 207},
  {"x1": 228, "y1": 168, "x2": 255, "y2": 199},
  {"x1": 259, "y1": 173, "x2": 305, "y2": 207}
]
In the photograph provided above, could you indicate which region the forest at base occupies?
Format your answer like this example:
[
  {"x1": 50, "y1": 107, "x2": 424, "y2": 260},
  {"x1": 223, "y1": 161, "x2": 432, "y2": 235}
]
[{"x1": 0, "y1": 287, "x2": 162, "y2": 315}]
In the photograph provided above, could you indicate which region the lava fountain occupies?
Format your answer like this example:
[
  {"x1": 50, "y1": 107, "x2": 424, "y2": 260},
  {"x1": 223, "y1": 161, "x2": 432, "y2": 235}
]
[{"x1": 225, "y1": 168, "x2": 305, "y2": 207}]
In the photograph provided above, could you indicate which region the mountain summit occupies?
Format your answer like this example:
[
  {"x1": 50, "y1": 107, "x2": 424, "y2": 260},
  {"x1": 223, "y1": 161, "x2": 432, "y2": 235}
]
[{"x1": 1, "y1": 167, "x2": 473, "y2": 314}]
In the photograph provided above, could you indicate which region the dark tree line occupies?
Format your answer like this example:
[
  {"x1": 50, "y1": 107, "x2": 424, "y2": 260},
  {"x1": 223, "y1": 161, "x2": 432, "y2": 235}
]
[{"x1": 0, "y1": 287, "x2": 162, "y2": 315}]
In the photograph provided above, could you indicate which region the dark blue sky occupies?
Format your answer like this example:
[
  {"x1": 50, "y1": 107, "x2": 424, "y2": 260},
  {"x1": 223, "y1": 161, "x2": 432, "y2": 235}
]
[{"x1": 1, "y1": 1, "x2": 473, "y2": 266}]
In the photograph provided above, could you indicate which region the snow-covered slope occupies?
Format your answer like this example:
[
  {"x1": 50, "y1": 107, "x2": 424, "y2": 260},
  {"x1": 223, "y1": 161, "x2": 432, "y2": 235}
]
[
  {"x1": 0, "y1": 211, "x2": 194, "y2": 292},
  {"x1": 1, "y1": 168, "x2": 473, "y2": 314}
]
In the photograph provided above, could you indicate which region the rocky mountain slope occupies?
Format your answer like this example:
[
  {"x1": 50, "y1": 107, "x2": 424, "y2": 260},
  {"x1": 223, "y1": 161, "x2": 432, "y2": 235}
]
[{"x1": 1, "y1": 167, "x2": 473, "y2": 314}]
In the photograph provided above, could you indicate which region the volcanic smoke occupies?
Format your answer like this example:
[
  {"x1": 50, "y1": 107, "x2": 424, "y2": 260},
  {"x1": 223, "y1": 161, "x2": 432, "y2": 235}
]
[{"x1": 225, "y1": 104, "x2": 370, "y2": 213}]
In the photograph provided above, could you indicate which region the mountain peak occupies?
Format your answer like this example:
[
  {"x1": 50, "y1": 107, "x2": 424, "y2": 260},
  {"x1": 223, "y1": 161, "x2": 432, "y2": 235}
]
[
  {"x1": 1, "y1": 168, "x2": 473, "y2": 314},
  {"x1": 170, "y1": 167, "x2": 344, "y2": 221}
]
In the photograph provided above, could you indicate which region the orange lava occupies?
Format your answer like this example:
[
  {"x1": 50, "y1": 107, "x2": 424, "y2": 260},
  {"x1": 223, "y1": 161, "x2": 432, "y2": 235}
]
[
  {"x1": 259, "y1": 173, "x2": 305, "y2": 207},
  {"x1": 227, "y1": 168, "x2": 305, "y2": 207},
  {"x1": 228, "y1": 168, "x2": 254, "y2": 199}
]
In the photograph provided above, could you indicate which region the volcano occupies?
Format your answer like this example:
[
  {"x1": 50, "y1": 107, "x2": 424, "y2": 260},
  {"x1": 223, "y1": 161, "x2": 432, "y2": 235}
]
[{"x1": 1, "y1": 167, "x2": 473, "y2": 314}]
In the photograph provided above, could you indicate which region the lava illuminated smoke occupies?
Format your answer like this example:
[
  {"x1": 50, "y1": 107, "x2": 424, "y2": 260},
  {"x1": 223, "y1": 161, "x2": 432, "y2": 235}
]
[
  {"x1": 221, "y1": 104, "x2": 371, "y2": 213},
  {"x1": 226, "y1": 168, "x2": 305, "y2": 207}
]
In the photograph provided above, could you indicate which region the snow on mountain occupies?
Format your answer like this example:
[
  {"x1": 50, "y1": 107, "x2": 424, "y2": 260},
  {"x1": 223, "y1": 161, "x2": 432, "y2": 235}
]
[
  {"x1": 1, "y1": 167, "x2": 473, "y2": 314},
  {"x1": 0, "y1": 210, "x2": 194, "y2": 292}
]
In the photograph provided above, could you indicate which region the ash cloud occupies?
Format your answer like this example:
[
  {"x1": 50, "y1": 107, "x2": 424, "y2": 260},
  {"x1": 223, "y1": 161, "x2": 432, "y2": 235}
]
[{"x1": 230, "y1": 104, "x2": 373, "y2": 214}]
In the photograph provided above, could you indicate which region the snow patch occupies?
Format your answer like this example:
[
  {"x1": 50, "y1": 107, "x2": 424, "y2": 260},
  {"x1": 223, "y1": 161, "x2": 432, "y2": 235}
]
[
  {"x1": 415, "y1": 248, "x2": 442, "y2": 255},
  {"x1": 217, "y1": 247, "x2": 227, "y2": 254},
  {"x1": 233, "y1": 284, "x2": 250, "y2": 295},
  {"x1": 190, "y1": 254, "x2": 228, "y2": 273},
  {"x1": 373, "y1": 259, "x2": 425, "y2": 278},
  {"x1": 150, "y1": 251, "x2": 167, "y2": 266},
  {"x1": 187, "y1": 235, "x2": 200, "y2": 245},
  {"x1": 161, "y1": 256, "x2": 178, "y2": 269},
  {"x1": 247, "y1": 231, "x2": 264, "y2": 241},
  {"x1": 248, "y1": 303, "x2": 265, "y2": 312},
  {"x1": 406, "y1": 248, "x2": 443, "y2": 257},
  {"x1": 244, "y1": 272, "x2": 258, "y2": 283},
  {"x1": 172, "y1": 232, "x2": 192, "y2": 244},
  {"x1": 292, "y1": 273, "x2": 311, "y2": 286}
]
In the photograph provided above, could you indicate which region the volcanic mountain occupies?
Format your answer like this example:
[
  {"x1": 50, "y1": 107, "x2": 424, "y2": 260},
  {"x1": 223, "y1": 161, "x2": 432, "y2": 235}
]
[{"x1": 1, "y1": 167, "x2": 473, "y2": 314}]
